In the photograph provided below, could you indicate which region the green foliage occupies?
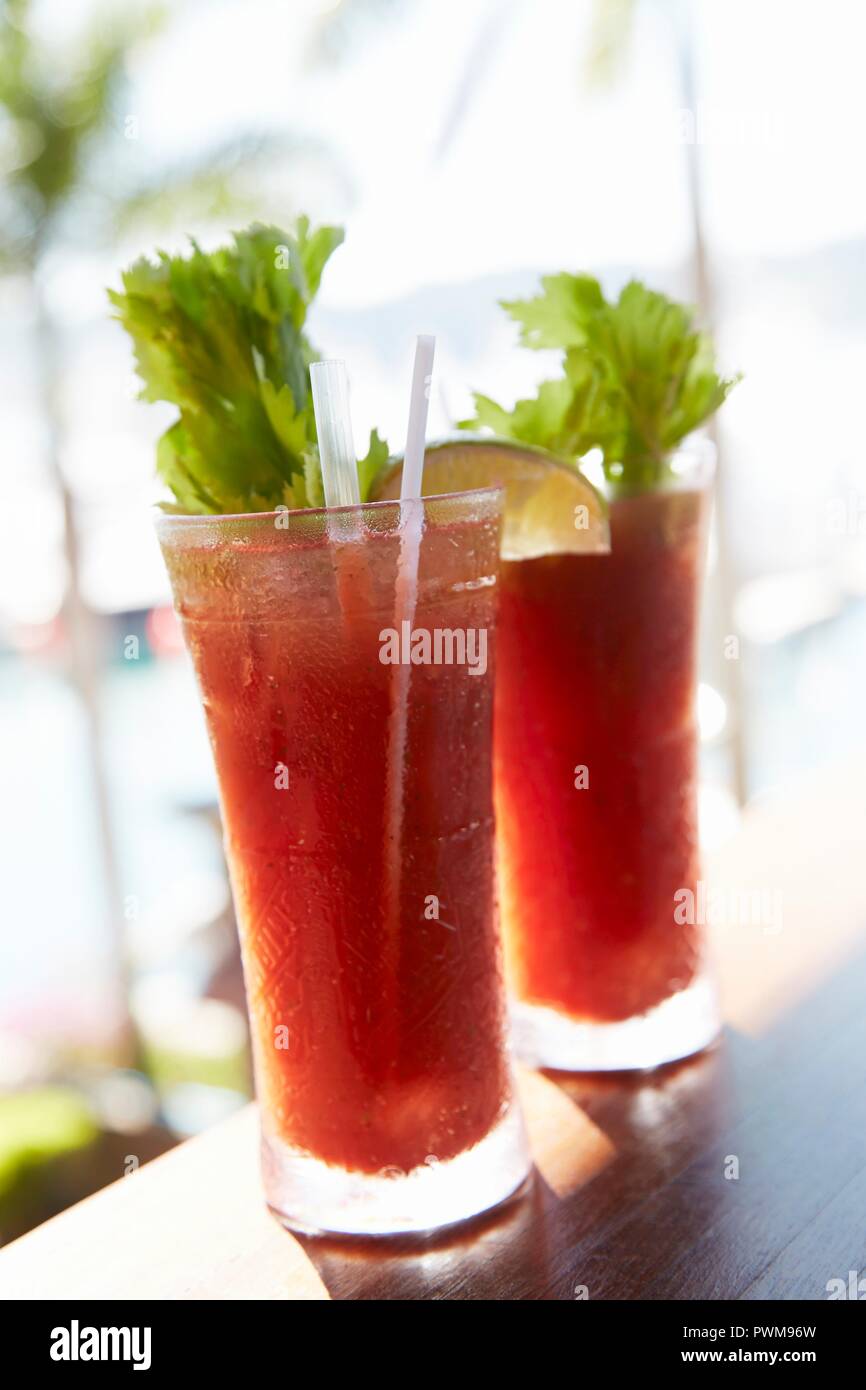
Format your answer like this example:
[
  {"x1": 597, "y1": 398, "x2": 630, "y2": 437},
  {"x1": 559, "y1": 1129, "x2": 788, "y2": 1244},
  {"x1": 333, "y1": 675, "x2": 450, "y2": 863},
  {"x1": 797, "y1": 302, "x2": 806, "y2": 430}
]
[
  {"x1": 500, "y1": 273, "x2": 605, "y2": 351},
  {"x1": 0, "y1": 0, "x2": 165, "y2": 259},
  {"x1": 356, "y1": 428, "x2": 391, "y2": 502},
  {"x1": 583, "y1": 0, "x2": 638, "y2": 89},
  {"x1": 0, "y1": 3, "x2": 329, "y2": 271},
  {"x1": 0, "y1": 1087, "x2": 99, "y2": 1194},
  {"x1": 464, "y1": 274, "x2": 739, "y2": 489},
  {"x1": 110, "y1": 219, "x2": 387, "y2": 513},
  {"x1": 465, "y1": 352, "x2": 625, "y2": 463}
]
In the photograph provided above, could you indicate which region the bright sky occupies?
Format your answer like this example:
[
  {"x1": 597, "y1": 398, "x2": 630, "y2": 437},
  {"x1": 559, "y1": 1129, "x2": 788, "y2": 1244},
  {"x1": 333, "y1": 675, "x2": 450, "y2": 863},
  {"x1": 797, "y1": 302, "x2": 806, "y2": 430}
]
[
  {"x1": 4, "y1": 0, "x2": 866, "y2": 617},
  {"x1": 111, "y1": 0, "x2": 866, "y2": 298}
]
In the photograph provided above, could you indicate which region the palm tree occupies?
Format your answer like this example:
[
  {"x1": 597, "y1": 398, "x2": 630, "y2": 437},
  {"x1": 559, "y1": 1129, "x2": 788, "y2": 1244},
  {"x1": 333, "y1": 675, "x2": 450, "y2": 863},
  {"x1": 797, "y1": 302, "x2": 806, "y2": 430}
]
[
  {"x1": 0, "y1": 0, "x2": 338, "y2": 1059},
  {"x1": 585, "y1": 0, "x2": 746, "y2": 804}
]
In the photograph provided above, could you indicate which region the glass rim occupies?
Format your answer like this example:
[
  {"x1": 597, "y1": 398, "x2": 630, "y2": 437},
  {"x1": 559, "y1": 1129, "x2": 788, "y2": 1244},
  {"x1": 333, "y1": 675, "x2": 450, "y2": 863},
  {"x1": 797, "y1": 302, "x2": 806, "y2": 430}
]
[
  {"x1": 154, "y1": 484, "x2": 504, "y2": 531},
  {"x1": 600, "y1": 435, "x2": 717, "y2": 496},
  {"x1": 652, "y1": 435, "x2": 716, "y2": 489}
]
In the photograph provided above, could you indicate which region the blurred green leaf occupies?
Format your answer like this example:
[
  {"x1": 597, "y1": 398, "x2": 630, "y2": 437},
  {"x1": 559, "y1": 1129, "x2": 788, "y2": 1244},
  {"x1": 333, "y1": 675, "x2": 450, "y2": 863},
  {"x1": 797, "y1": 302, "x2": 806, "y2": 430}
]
[
  {"x1": 0, "y1": 1087, "x2": 99, "y2": 1196},
  {"x1": 0, "y1": 3, "x2": 345, "y2": 271},
  {"x1": 356, "y1": 427, "x2": 390, "y2": 501},
  {"x1": 584, "y1": 0, "x2": 638, "y2": 88},
  {"x1": 0, "y1": 1, "x2": 166, "y2": 243}
]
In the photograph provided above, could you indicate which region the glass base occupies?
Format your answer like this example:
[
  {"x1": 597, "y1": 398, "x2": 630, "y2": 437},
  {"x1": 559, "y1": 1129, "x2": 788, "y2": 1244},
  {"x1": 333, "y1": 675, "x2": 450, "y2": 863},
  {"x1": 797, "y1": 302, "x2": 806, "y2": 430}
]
[
  {"x1": 261, "y1": 1102, "x2": 531, "y2": 1236},
  {"x1": 512, "y1": 974, "x2": 720, "y2": 1072}
]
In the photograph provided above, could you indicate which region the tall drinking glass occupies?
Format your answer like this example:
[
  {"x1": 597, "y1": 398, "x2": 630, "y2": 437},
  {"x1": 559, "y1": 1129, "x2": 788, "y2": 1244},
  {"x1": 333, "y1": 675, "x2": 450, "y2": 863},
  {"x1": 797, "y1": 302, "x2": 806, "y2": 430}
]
[
  {"x1": 495, "y1": 445, "x2": 720, "y2": 1069},
  {"x1": 157, "y1": 488, "x2": 529, "y2": 1234}
]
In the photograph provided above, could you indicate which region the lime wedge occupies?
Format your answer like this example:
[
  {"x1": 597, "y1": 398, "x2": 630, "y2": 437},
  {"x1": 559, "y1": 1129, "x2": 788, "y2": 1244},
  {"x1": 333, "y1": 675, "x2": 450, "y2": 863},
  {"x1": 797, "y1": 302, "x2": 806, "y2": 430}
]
[{"x1": 369, "y1": 435, "x2": 609, "y2": 560}]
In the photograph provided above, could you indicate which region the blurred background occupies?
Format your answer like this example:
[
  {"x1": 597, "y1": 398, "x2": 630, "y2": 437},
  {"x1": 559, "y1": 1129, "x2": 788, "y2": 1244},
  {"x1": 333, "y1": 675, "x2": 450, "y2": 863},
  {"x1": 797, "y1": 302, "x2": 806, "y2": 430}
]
[{"x1": 2, "y1": 0, "x2": 865, "y2": 1240}]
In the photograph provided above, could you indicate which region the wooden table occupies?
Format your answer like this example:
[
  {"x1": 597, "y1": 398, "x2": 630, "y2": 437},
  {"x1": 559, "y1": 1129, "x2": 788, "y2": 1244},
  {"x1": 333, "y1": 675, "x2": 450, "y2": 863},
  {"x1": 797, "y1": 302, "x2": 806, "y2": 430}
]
[{"x1": 3, "y1": 758, "x2": 866, "y2": 1301}]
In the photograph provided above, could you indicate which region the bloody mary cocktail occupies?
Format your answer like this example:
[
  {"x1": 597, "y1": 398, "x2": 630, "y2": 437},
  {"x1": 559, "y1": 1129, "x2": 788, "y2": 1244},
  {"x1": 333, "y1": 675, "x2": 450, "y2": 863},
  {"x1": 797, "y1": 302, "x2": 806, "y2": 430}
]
[
  {"x1": 496, "y1": 457, "x2": 720, "y2": 1069},
  {"x1": 158, "y1": 489, "x2": 529, "y2": 1233},
  {"x1": 405, "y1": 269, "x2": 737, "y2": 1071}
]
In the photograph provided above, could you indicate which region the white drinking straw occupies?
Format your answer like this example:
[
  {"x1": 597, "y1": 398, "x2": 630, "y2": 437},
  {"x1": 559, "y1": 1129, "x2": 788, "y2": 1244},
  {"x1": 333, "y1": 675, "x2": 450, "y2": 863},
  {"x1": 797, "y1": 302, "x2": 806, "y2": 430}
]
[
  {"x1": 309, "y1": 358, "x2": 366, "y2": 629},
  {"x1": 396, "y1": 334, "x2": 435, "y2": 605},
  {"x1": 310, "y1": 360, "x2": 360, "y2": 509},
  {"x1": 394, "y1": 335, "x2": 435, "y2": 645},
  {"x1": 400, "y1": 334, "x2": 435, "y2": 502},
  {"x1": 381, "y1": 337, "x2": 436, "y2": 1043}
]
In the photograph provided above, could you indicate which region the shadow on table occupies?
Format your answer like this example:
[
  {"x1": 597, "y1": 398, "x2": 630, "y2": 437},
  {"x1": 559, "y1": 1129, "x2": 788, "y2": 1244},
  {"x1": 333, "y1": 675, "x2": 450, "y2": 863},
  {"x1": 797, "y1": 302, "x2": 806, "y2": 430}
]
[
  {"x1": 290, "y1": 1043, "x2": 739, "y2": 1300},
  {"x1": 293, "y1": 1169, "x2": 557, "y2": 1300}
]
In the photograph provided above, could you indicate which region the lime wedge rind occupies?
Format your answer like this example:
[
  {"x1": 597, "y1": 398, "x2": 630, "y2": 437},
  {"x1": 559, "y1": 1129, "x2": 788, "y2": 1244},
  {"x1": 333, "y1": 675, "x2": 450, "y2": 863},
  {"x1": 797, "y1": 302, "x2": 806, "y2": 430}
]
[{"x1": 370, "y1": 435, "x2": 610, "y2": 561}]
